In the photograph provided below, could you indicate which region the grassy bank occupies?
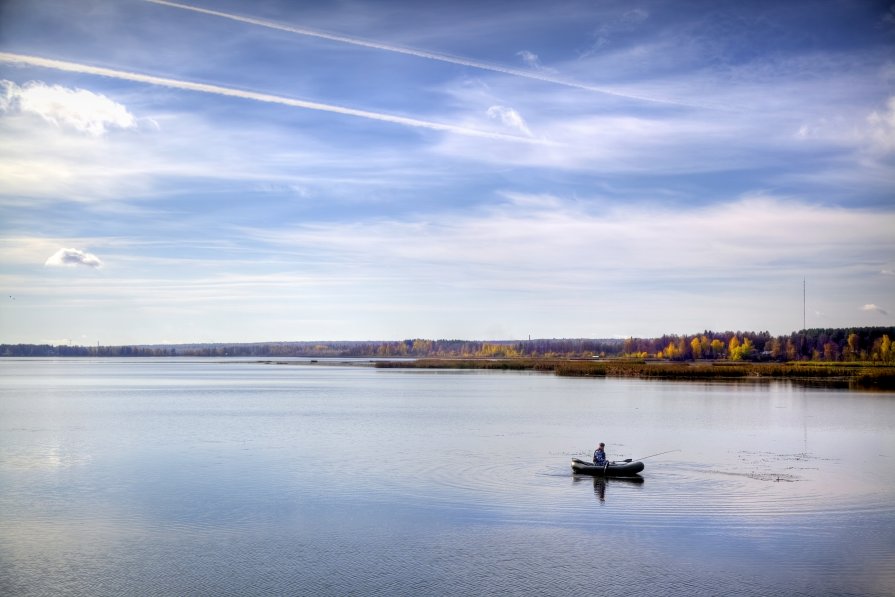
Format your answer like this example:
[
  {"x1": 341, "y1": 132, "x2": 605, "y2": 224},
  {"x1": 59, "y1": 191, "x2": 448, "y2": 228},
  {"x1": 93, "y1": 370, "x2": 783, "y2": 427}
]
[{"x1": 374, "y1": 359, "x2": 895, "y2": 390}]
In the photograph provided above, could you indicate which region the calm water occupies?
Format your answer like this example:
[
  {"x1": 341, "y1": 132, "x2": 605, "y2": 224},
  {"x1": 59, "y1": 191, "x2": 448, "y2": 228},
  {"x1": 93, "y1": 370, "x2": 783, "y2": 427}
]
[{"x1": 1, "y1": 358, "x2": 893, "y2": 596}]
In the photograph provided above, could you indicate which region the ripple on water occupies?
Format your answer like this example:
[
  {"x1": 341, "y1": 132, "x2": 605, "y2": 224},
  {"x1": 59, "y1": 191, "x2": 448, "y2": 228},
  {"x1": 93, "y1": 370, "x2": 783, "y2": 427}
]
[
  {"x1": 371, "y1": 447, "x2": 895, "y2": 536},
  {"x1": 582, "y1": 457, "x2": 895, "y2": 529}
]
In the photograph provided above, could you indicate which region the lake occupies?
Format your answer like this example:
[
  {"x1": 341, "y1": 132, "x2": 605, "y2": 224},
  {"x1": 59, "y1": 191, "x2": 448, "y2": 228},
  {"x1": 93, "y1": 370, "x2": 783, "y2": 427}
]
[{"x1": 1, "y1": 358, "x2": 893, "y2": 596}]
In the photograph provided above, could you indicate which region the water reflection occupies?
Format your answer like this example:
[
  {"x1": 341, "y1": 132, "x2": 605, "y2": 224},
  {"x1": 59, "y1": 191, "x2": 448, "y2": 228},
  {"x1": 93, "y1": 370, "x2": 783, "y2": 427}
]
[
  {"x1": 572, "y1": 474, "x2": 644, "y2": 504},
  {"x1": 2, "y1": 359, "x2": 894, "y2": 597}
]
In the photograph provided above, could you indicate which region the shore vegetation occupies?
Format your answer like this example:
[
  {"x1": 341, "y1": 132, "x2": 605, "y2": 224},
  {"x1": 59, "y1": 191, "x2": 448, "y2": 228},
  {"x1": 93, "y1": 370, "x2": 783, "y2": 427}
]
[{"x1": 374, "y1": 358, "x2": 895, "y2": 390}]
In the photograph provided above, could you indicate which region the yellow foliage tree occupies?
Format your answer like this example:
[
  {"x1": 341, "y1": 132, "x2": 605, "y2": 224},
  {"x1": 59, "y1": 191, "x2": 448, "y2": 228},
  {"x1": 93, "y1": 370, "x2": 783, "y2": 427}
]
[
  {"x1": 730, "y1": 337, "x2": 753, "y2": 361},
  {"x1": 728, "y1": 336, "x2": 740, "y2": 356},
  {"x1": 845, "y1": 333, "x2": 859, "y2": 361},
  {"x1": 699, "y1": 335, "x2": 711, "y2": 357},
  {"x1": 663, "y1": 341, "x2": 680, "y2": 360},
  {"x1": 411, "y1": 339, "x2": 433, "y2": 355},
  {"x1": 690, "y1": 337, "x2": 702, "y2": 359},
  {"x1": 478, "y1": 343, "x2": 519, "y2": 358}
]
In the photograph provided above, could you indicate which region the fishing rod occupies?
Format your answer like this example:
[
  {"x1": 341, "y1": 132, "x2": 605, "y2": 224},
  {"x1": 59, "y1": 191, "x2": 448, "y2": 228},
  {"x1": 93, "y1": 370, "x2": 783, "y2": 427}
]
[{"x1": 615, "y1": 449, "x2": 680, "y2": 464}]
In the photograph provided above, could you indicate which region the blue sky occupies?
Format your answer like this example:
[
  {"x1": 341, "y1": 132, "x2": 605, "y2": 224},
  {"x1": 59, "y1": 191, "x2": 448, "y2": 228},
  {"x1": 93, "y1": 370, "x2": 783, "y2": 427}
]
[{"x1": 1, "y1": 0, "x2": 893, "y2": 344}]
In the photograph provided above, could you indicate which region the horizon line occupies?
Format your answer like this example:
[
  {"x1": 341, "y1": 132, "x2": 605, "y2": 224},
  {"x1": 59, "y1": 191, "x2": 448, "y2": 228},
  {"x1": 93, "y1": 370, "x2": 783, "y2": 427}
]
[{"x1": 5, "y1": 326, "x2": 889, "y2": 348}]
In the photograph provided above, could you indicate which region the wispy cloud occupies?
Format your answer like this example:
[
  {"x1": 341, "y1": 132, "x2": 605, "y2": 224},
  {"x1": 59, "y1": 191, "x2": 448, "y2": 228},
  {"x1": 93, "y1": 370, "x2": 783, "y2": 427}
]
[
  {"x1": 486, "y1": 105, "x2": 532, "y2": 136},
  {"x1": 0, "y1": 53, "x2": 548, "y2": 144},
  {"x1": 45, "y1": 248, "x2": 103, "y2": 268},
  {"x1": 586, "y1": 7, "x2": 650, "y2": 53},
  {"x1": 250, "y1": 194, "x2": 895, "y2": 280},
  {"x1": 516, "y1": 50, "x2": 544, "y2": 70},
  {"x1": 866, "y1": 96, "x2": 895, "y2": 152},
  {"x1": 142, "y1": 0, "x2": 697, "y2": 107},
  {"x1": 861, "y1": 304, "x2": 888, "y2": 316},
  {"x1": 0, "y1": 92, "x2": 475, "y2": 204},
  {"x1": 0, "y1": 80, "x2": 136, "y2": 136},
  {"x1": 2, "y1": 0, "x2": 893, "y2": 343}
]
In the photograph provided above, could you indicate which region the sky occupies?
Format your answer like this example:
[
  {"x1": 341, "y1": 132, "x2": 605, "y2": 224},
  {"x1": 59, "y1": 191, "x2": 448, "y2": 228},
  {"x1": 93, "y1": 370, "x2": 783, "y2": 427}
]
[{"x1": 1, "y1": 0, "x2": 894, "y2": 345}]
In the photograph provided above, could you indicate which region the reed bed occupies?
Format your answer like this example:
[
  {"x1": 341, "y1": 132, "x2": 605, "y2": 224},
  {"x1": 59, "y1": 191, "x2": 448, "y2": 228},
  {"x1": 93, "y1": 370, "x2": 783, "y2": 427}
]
[
  {"x1": 375, "y1": 358, "x2": 557, "y2": 371},
  {"x1": 374, "y1": 359, "x2": 895, "y2": 389}
]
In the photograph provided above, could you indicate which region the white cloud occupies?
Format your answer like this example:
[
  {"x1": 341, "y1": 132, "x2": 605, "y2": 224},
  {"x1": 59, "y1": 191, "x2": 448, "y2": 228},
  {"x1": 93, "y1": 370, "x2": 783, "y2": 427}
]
[
  {"x1": 486, "y1": 105, "x2": 532, "y2": 136},
  {"x1": 437, "y1": 107, "x2": 757, "y2": 174},
  {"x1": 861, "y1": 304, "x2": 888, "y2": 316},
  {"x1": 45, "y1": 248, "x2": 104, "y2": 268},
  {"x1": 517, "y1": 50, "x2": 542, "y2": 69},
  {"x1": 249, "y1": 194, "x2": 895, "y2": 284},
  {"x1": 0, "y1": 53, "x2": 546, "y2": 144},
  {"x1": 0, "y1": 80, "x2": 136, "y2": 136},
  {"x1": 866, "y1": 96, "x2": 895, "y2": 152},
  {"x1": 0, "y1": 92, "x2": 472, "y2": 205}
]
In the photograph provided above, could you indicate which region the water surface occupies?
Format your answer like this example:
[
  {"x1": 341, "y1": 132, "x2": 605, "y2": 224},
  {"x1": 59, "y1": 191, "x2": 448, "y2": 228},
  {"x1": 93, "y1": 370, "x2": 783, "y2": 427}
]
[{"x1": 1, "y1": 358, "x2": 893, "y2": 595}]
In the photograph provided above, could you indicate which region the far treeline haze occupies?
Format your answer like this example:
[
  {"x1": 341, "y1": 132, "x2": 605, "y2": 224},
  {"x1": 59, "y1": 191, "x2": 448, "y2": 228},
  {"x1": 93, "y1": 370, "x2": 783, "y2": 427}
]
[{"x1": 3, "y1": 327, "x2": 894, "y2": 362}]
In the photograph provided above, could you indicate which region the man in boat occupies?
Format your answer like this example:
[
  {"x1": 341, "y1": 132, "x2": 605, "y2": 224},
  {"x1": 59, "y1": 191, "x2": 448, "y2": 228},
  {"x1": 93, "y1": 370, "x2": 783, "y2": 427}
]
[{"x1": 593, "y1": 442, "x2": 607, "y2": 465}]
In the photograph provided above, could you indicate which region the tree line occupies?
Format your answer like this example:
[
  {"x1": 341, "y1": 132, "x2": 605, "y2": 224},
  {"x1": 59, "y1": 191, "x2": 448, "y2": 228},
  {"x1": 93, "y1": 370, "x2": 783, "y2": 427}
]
[
  {"x1": 618, "y1": 327, "x2": 894, "y2": 362},
  {"x1": 1, "y1": 327, "x2": 892, "y2": 362}
]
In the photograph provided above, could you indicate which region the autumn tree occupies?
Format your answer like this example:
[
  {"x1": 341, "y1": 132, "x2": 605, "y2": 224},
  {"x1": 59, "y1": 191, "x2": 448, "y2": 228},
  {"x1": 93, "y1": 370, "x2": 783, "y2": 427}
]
[
  {"x1": 823, "y1": 341, "x2": 838, "y2": 361},
  {"x1": 728, "y1": 336, "x2": 740, "y2": 356},
  {"x1": 843, "y1": 333, "x2": 860, "y2": 361},
  {"x1": 690, "y1": 337, "x2": 702, "y2": 359},
  {"x1": 730, "y1": 337, "x2": 754, "y2": 361},
  {"x1": 699, "y1": 335, "x2": 711, "y2": 358},
  {"x1": 710, "y1": 338, "x2": 725, "y2": 358},
  {"x1": 411, "y1": 339, "x2": 432, "y2": 355},
  {"x1": 881, "y1": 335, "x2": 892, "y2": 362},
  {"x1": 660, "y1": 341, "x2": 681, "y2": 360}
]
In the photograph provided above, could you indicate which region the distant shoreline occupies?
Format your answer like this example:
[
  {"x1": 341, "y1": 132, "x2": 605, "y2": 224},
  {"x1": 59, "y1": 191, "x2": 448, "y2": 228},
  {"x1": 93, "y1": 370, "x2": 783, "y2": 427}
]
[
  {"x1": 2, "y1": 353, "x2": 892, "y2": 389},
  {"x1": 372, "y1": 358, "x2": 895, "y2": 391}
]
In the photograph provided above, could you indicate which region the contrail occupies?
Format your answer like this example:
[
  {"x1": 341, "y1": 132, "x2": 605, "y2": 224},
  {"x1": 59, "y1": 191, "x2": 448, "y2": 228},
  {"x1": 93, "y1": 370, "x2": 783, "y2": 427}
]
[
  {"x1": 0, "y1": 52, "x2": 552, "y2": 144},
  {"x1": 144, "y1": 0, "x2": 699, "y2": 108}
]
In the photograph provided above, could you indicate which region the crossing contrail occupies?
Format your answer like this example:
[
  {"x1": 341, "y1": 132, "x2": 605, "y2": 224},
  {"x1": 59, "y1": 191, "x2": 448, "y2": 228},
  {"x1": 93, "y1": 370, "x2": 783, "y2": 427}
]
[
  {"x1": 0, "y1": 52, "x2": 554, "y2": 144},
  {"x1": 144, "y1": 0, "x2": 699, "y2": 108}
]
